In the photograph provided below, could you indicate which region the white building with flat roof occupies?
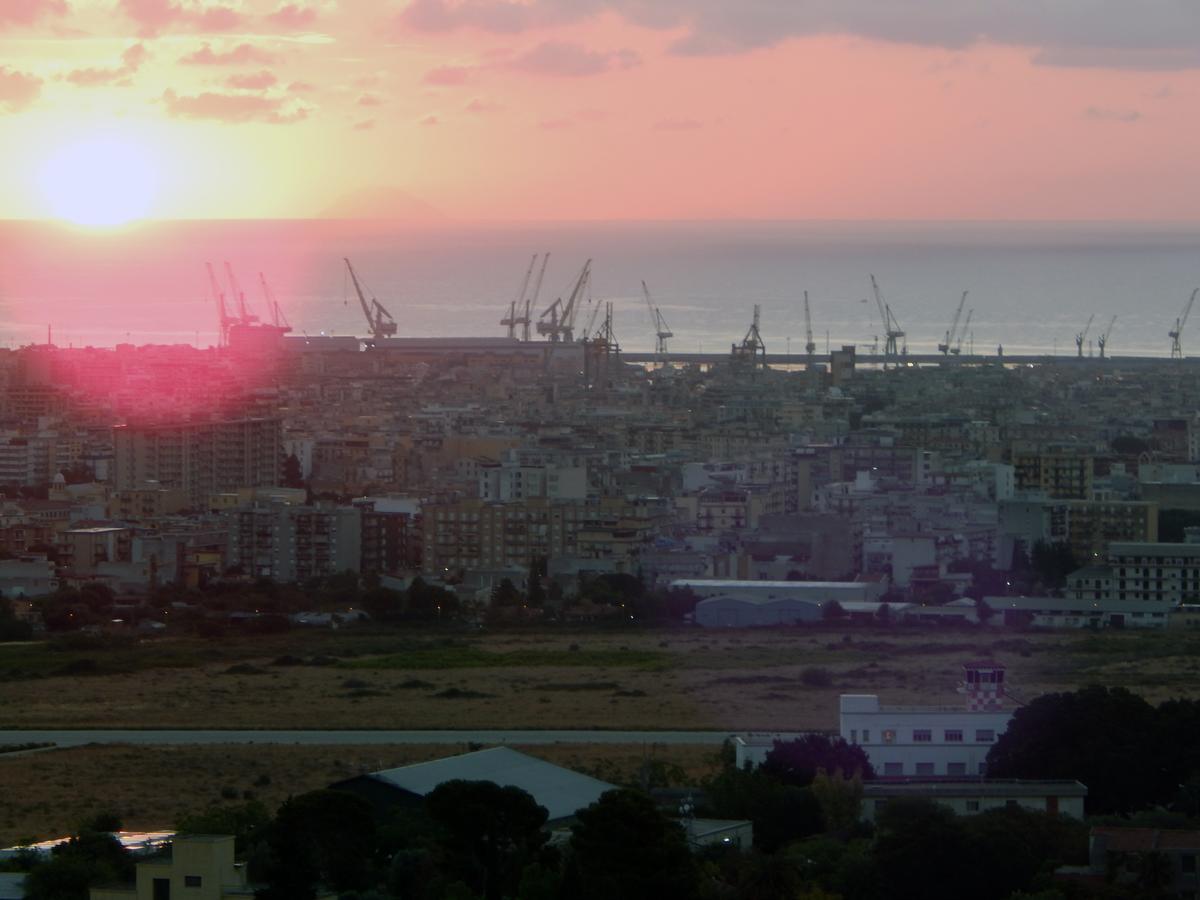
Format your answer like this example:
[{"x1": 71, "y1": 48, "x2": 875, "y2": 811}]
[{"x1": 839, "y1": 662, "x2": 1015, "y2": 777}]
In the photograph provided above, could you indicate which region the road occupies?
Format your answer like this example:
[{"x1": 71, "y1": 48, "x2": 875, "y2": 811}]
[{"x1": 0, "y1": 729, "x2": 733, "y2": 748}]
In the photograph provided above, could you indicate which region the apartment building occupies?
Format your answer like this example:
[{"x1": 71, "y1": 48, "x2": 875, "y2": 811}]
[
  {"x1": 227, "y1": 502, "x2": 361, "y2": 582},
  {"x1": 1012, "y1": 451, "x2": 1094, "y2": 500},
  {"x1": 113, "y1": 417, "x2": 282, "y2": 505}
]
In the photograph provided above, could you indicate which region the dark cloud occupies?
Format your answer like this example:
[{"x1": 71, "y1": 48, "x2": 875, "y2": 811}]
[
  {"x1": 0, "y1": 66, "x2": 42, "y2": 112},
  {"x1": 162, "y1": 87, "x2": 307, "y2": 123},
  {"x1": 181, "y1": 42, "x2": 275, "y2": 65},
  {"x1": 1083, "y1": 105, "x2": 1141, "y2": 122},
  {"x1": 510, "y1": 41, "x2": 640, "y2": 76},
  {"x1": 396, "y1": 0, "x2": 1200, "y2": 69},
  {"x1": 0, "y1": 0, "x2": 67, "y2": 27}
]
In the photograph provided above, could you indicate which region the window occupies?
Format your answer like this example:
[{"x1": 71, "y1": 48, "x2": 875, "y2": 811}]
[
  {"x1": 947, "y1": 762, "x2": 967, "y2": 775},
  {"x1": 862, "y1": 729, "x2": 870, "y2": 742},
  {"x1": 965, "y1": 800, "x2": 980, "y2": 812},
  {"x1": 975, "y1": 729, "x2": 995, "y2": 742},
  {"x1": 184, "y1": 875, "x2": 202, "y2": 888},
  {"x1": 978, "y1": 762, "x2": 988, "y2": 775},
  {"x1": 915, "y1": 762, "x2": 935, "y2": 775},
  {"x1": 850, "y1": 729, "x2": 857, "y2": 743},
  {"x1": 1182, "y1": 853, "x2": 1197, "y2": 874},
  {"x1": 913, "y1": 729, "x2": 932, "y2": 743},
  {"x1": 884, "y1": 762, "x2": 903, "y2": 775},
  {"x1": 153, "y1": 879, "x2": 171, "y2": 900},
  {"x1": 944, "y1": 729, "x2": 963, "y2": 743},
  {"x1": 882, "y1": 729, "x2": 894, "y2": 744}
]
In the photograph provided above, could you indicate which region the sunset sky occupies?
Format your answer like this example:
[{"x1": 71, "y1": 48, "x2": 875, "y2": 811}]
[{"x1": 3, "y1": 1, "x2": 1200, "y2": 222}]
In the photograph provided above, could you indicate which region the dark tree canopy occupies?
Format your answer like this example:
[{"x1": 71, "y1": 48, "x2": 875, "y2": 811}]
[
  {"x1": 425, "y1": 779, "x2": 549, "y2": 900},
  {"x1": 761, "y1": 734, "x2": 874, "y2": 787},
  {"x1": 987, "y1": 686, "x2": 1175, "y2": 814},
  {"x1": 566, "y1": 789, "x2": 698, "y2": 900}
]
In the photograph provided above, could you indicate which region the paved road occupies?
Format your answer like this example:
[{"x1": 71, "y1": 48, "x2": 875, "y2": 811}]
[{"x1": 0, "y1": 729, "x2": 732, "y2": 748}]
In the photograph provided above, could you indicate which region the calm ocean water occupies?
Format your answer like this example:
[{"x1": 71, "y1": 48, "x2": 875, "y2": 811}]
[{"x1": 1, "y1": 219, "x2": 1199, "y2": 357}]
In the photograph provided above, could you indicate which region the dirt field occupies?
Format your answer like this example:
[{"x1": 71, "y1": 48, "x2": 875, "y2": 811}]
[
  {"x1": 2, "y1": 626, "x2": 1198, "y2": 732},
  {"x1": 0, "y1": 742, "x2": 724, "y2": 846}
]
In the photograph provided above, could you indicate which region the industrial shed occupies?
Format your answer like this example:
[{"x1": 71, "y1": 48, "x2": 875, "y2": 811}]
[
  {"x1": 694, "y1": 595, "x2": 823, "y2": 627},
  {"x1": 330, "y1": 746, "x2": 616, "y2": 824}
]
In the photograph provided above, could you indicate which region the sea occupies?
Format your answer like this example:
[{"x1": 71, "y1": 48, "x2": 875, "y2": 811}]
[{"x1": 2, "y1": 218, "x2": 1200, "y2": 358}]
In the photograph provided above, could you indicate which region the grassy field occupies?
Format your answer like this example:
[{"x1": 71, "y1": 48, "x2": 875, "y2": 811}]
[
  {"x1": 3, "y1": 625, "x2": 1199, "y2": 732},
  {"x1": 0, "y1": 742, "x2": 724, "y2": 846}
]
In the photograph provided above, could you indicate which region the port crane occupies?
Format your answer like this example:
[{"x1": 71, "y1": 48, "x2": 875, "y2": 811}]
[
  {"x1": 501, "y1": 254, "x2": 537, "y2": 340},
  {"x1": 537, "y1": 259, "x2": 591, "y2": 343},
  {"x1": 522, "y1": 254, "x2": 549, "y2": 342},
  {"x1": 938, "y1": 291, "x2": 968, "y2": 356},
  {"x1": 223, "y1": 262, "x2": 259, "y2": 326},
  {"x1": 1075, "y1": 313, "x2": 1095, "y2": 358},
  {"x1": 954, "y1": 308, "x2": 973, "y2": 356},
  {"x1": 869, "y1": 275, "x2": 905, "y2": 363},
  {"x1": 803, "y1": 291, "x2": 816, "y2": 362},
  {"x1": 641, "y1": 281, "x2": 673, "y2": 358},
  {"x1": 258, "y1": 273, "x2": 292, "y2": 331},
  {"x1": 344, "y1": 258, "x2": 398, "y2": 341},
  {"x1": 207, "y1": 262, "x2": 237, "y2": 347},
  {"x1": 731, "y1": 304, "x2": 767, "y2": 369},
  {"x1": 1097, "y1": 316, "x2": 1116, "y2": 359},
  {"x1": 1170, "y1": 289, "x2": 1198, "y2": 359}
]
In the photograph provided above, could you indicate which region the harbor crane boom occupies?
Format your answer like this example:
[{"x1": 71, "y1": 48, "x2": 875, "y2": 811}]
[
  {"x1": 524, "y1": 253, "x2": 549, "y2": 342},
  {"x1": 344, "y1": 257, "x2": 398, "y2": 340},
  {"x1": 869, "y1": 274, "x2": 905, "y2": 363},
  {"x1": 803, "y1": 291, "x2": 816, "y2": 359},
  {"x1": 1075, "y1": 313, "x2": 1095, "y2": 358},
  {"x1": 537, "y1": 259, "x2": 591, "y2": 342},
  {"x1": 258, "y1": 273, "x2": 291, "y2": 330},
  {"x1": 1097, "y1": 315, "x2": 1116, "y2": 359},
  {"x1": 641, "y1": 280, "x2": 673, "y2": 358},
  {"x1": 501, "y1": 254, "x2": 537, "y2": 339},
  {"x1": 953, "y1": 309, "x2": 973, "y2": 355},
  {"x1": 223, "y1": 262, "x2": 258, "y2": 325},
  {"x1": 939, "y1": 291, "x2": 968, "y2": 355},
  {"x1": 1170, "y1": 288, "x2": 1198, "y2": 359},
  {"x1": 207, "y1": 262, "x2": 237, "y2": 347}
]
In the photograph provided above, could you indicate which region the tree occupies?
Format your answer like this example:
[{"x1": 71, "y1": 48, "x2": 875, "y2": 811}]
[
  {"x1": 282, "y1": 453, "x2": 305, "y2": 488},
  {"x1": 0, "y1": 596, "x2": 32, "y2": 642},
  {"x1": 565, "y1": 789, "x2": 697, "y2": 900},
  {"x1": 975, "y1": 597, "x2": 995, "y2": 625},
  {"x1": 987, "y1": 686, "x2": 1173, "y2": 814},
  {"x1": 527, "y1": 557, "x2": 547, "y2": 608},
  {"x1": 1030, "y1": 541, "x2": 1078, "y2": 591},
  {"x1": 24, "y1": 816, "x2": 134, "y2": 900},
  {"x1": 704, "y1": 767, "x2": 824, "y2": 852},
  {"x1": 425, "y1": 780, "x2": 549, "y2": 900},
  {"x1": 489, "y1": 578, "x2": 522, "y2": 608},
  {"x1": 253, "y1": 790, "x2": 376, "y2": 900},
  {"x1": 177, "y1": 800, "x2": 270, "y2": 855},
  {"x1": 809, "y1": 770, "x2": 863, "y2": 836},
  {"x1": 821, "y1": 600, "x2": 846, "y2": 621},
  {"x1": 761, "y1": 735, "x2": 874, "y2": 787}
]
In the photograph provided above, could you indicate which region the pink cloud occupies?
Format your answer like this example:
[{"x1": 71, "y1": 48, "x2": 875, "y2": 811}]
[
  {"x1": 227, "y1": 70, "x2": 278, "y2": 90},
  {"x1": 119, "y1": 0, "x2": 244, "y2": 37},
  {"x1": 464, "y1": 97, "x2": 501, "y2": 113},
  {"x1": 181, "y1": 42, "x2": 275, "y2": 66},
  {"x1": 65, "y1": 42, "x2": 149, "y2": 88},
  {"x1": 654, "y1": 117, "x2": 703, "y2": 130},
  {"x1": 287, "y1": 80, "x2": 315, "y2": 93},
  {"x1": 265, "y1": 3, "x2": 317, "y2": 30},
  {"x1": 0, "y1": 66, "x2": 41, "y2": 111},
  {"x1": 423, "y1": 65, "x2": 474, "y2": 86},
  {"x1": 353, "y1": 118, "x2": 375, "y2": 130},
  {"x1": 357, "y1": 93, "x2": 382, "y2": 106},
  {"x1": 162, "y1": 88, "x2": 307, "y2": 123},
  {"x1": 0, "y1": 0, "x2": 67, "y2": 27},
  {"x1": 509, "y1": 42, "x2": 641, "y2": 77},
  {"x1": 420, "y1": 114, "x2": 439, "y2": 125}
]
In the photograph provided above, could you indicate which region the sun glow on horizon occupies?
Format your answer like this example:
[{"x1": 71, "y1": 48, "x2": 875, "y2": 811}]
[{"x1": 35, "y1": 135, "x2": 161, "y2": 228}]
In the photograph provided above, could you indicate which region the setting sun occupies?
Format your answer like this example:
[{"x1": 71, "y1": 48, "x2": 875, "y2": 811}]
[{"x1": 36, "y1": 134, "x2": 160, "y2": 227}]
